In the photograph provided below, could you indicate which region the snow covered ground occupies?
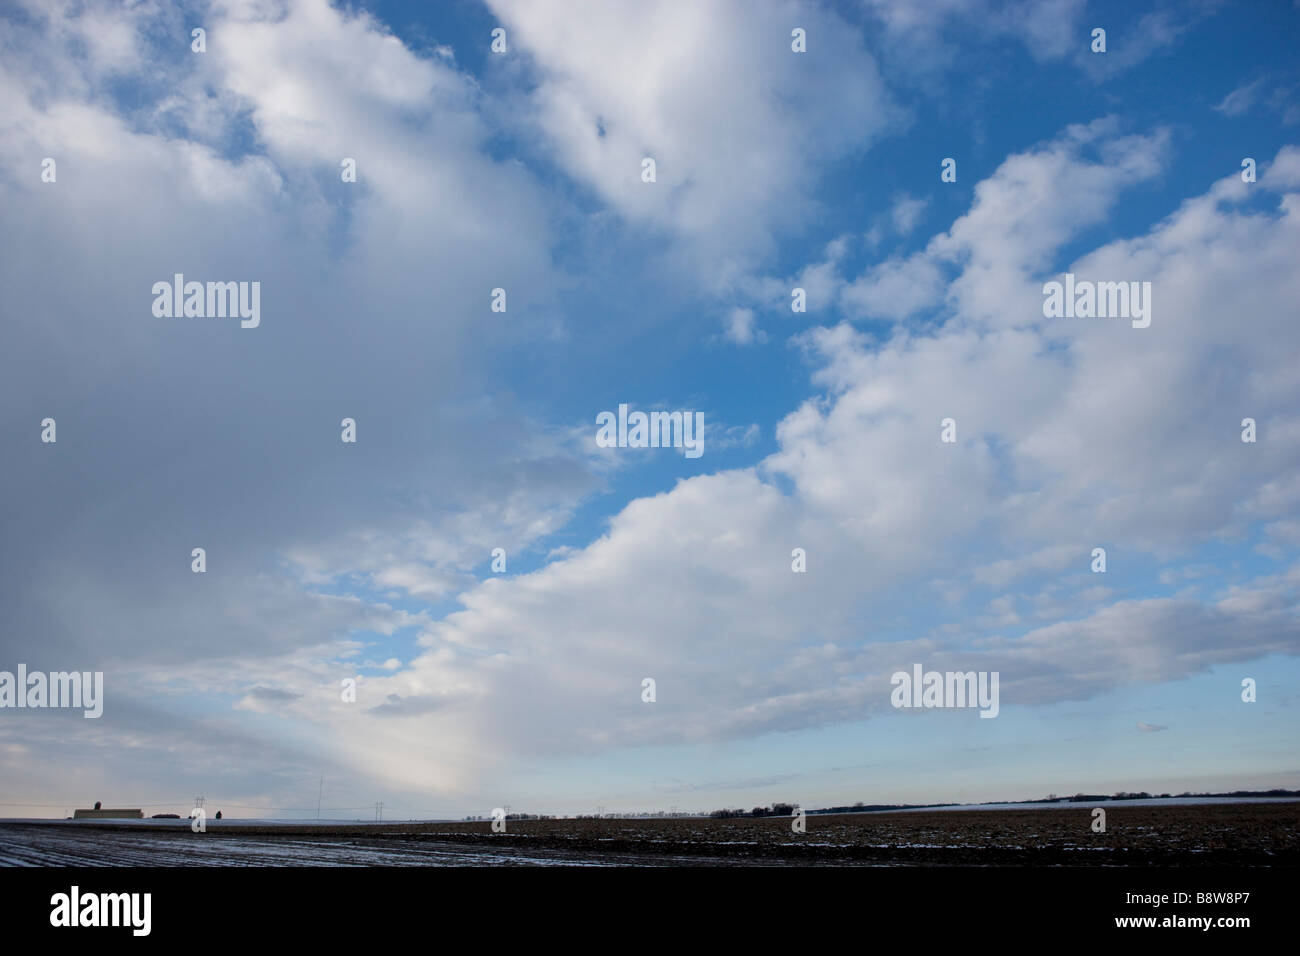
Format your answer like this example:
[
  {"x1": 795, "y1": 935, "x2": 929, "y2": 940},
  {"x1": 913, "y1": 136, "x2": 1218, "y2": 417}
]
[{"x1": 0, "y1": 824, "x2": 623, "y2": 866}]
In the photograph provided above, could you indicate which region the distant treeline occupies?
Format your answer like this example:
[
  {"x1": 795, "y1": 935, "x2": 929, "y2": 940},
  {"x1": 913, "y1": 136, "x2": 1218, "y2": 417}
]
[
  {"x1": 710, "y1": 802, "x2": 801, "y2": 819},
  {"x1": 459, "y1": 789, "x2": 1300, "y2": 822},
  {"x1": 808, "y1": 789, "x2": 1300, "y2": 816},
  {"x1": 1023, "y1": 788, "x2": 1300, "y2": 805},
  {"x1": 714, "y1": 789, "x2": 1300, "y2": 819}
]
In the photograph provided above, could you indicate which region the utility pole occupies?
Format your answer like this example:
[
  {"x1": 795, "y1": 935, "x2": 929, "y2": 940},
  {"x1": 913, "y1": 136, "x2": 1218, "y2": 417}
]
[
  {"x1": 374, "y1": 801, "x2": 383, "y2": 821},
  {"x1": 317, "y1": 776, "x2": 323, "y2": 821},
  {"x1": 194, "y1": 795, "x2": 205, "y2": 809}
]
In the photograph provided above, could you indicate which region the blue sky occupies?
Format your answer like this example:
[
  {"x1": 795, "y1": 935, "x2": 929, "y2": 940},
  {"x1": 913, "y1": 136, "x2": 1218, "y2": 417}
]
[{"x1": 1, "y1": 0, "x2": 1298, "y2": 819}]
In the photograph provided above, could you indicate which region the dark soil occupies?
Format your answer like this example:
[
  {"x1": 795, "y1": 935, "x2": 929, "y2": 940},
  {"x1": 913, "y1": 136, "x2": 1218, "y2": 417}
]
[{"x1": 16, "y1": 802, "x2": 1297, "y2": 866}]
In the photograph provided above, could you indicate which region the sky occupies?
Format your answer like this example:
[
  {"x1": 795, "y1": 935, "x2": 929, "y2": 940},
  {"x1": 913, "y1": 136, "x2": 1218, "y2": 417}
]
[{"x1": 1, "y1": 0, "x2": 1298, "y2": 820}]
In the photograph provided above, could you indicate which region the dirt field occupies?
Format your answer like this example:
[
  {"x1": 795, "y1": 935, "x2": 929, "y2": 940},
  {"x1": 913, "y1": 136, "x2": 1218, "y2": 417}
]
[{"x1": 3, "y1": 801, "x2": 1297, "y2": 866}]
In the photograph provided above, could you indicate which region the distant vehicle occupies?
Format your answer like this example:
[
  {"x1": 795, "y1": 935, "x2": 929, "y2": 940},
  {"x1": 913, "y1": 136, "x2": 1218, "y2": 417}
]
[{"x1": 151, "y1": 813, "x2": 181, "y2": 819}]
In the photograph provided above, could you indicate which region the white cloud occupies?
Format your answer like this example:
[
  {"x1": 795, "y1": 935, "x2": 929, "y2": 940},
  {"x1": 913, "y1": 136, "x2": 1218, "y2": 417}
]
[
  {"x1": 485, "y1": 0, "x2": 893, "y2": 283},
  {"x1": 3, "y1": 1, "x2": 1297, "y2": 814},
  {"x1": 340, "y1": 135, "x2": 1300, "y2": 799},
  {"x1": 841, "y1": 252, "x2": 946, "y2": 321},
  {"x1": 890, "y1": 193, "x2": 929, "y2": 235},
  {"x1": 1215, "y1": 78, "x2": 1265, "y2": 117},
  {"x1": 861, "y1": 0, "x2": 1087, "y2": 80},
  {"x1": 0, "y1": 0, "x2": 598, "y2": 806},
  {"x1": 723, "y1": 307, "x2": 764, "y2": 345}
]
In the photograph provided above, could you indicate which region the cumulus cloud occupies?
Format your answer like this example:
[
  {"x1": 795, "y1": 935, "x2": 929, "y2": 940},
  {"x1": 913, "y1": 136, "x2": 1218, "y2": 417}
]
[
  {"x1": 485, "y1": 0, "x2": 893, "y2": 283},
  {"x1": 330, "y1": 135, "x2": 1300, "y2": 793},
  {"x1": 2, "y1": 1, "x2": 1297, "y2": 815},
  {"x1": 841, "y1": 252, "x2": 946, "y2": 321},
  {"x1": 0, "y1": 0, "x2": 596, "y2": 804}
]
